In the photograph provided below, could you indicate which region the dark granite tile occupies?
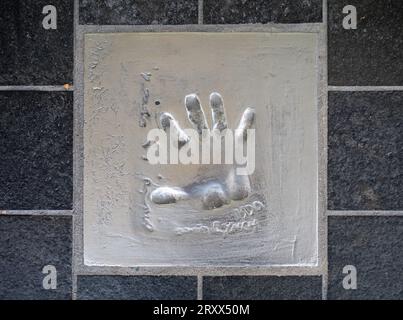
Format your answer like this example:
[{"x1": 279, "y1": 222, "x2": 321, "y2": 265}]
[
  {"x1": 77, "y1": 275, "x2": 197, "y2": 300},
  {"x1": 328, "y1": 0, "x2": 403, "y2": 85},
  {"x1": 204, "y1": 0, "x2": 321, "y2": 24},
  {"x1": 203, "y1": 276, "x2": 322, "y2": 300},
  {"x1": 328, "y1": 91, "x2": 403, "y2": 210},
  {"x1": 203, "y1": 0, "x2": 272, "y2": 24},
  {"x1": 0, "y1": 0, "x2": 73, "y2": 85},
  {"x1": 79, "y1": 0, "x2": 198, "y2": 25},
  {"x1": 0, "y1": 215, "x2": 72, "y2": 300},
  {"x1": 271, "y1": 0, "x2": 322, "y2": 23},
  {"x1": 328, "y1": 216, "x2": 403, "y2": 300},
  {"x1": 0, "y1": 91, "x2": 73, "y2": 210}
]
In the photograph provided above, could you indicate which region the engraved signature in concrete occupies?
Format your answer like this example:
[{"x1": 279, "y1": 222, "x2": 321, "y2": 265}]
[
  {"x1": 174, "y1": 201, "x2": 265, "y2": 237},
  {"x1": 230, "y1": 200, "x2": 265, "y2": 220},
  {"x1": 138, "y1": 73, "x2": 151, "y2": 127},
  {"x1": 136, "y1": 176, "x2": 161, "y2": 232}
]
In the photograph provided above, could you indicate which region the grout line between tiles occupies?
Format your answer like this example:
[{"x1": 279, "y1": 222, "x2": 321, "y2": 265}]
[
  {"x1": 198, "y1": 0, "x2": 203, "y2": 25},
  {"x1": 0, "y1": 210, "x2": 72, "y2": 216},
  {"x1": 0, "y1": 86, "x2": 73, "y2": 91},
  {"x1": 79, "y1": 23, "x2": 324, "y2": 33},
  {"x1": 197, "y1": 275, "x2": 203, "y2": 300},
  {"x1": 321, "y1": 0, "x2": 328, "y2": 301},
  {"x1": 75, "y1": 265, "x2": 324, "y2": 276},
  {"x1": 328, "y1": 210, "x2": 403, "y2": 216},
  {"x1": 328, "y1": 86, "x2": 403, "y2": 91}
]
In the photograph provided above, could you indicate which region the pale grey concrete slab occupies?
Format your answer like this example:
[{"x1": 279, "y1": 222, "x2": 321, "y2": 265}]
[{"x1": 82, "y1": 31, "x2": 319, "y2": 267}]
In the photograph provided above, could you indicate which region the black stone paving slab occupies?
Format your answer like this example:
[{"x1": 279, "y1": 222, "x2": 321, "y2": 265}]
[
  {"x1": 0, "y1": 215, "x2": 72, "y2": 300},
  {"x1": 328, "y1": 216, "x2": 403, "y2": 300},
  {"x1": 328, "y1": 91, "x2": 403, "y2": 211},
  {"x1": 77, "y1": 275, "x2": 198, "y2": 300},
  {"x1": 0, "y1": 91, "x2": 73, "y2": 210},
  {"x1": 79, "y1": 0, "x2": 198, "y2": 25},
  {"x1": 203, "y1": 276, "x2": 322, "y2": 300},
  {"x1": 0, "y1": 0, "x2": 73, "y2": 85},
  {"x1": 328, "y1": 0, "x2": 403, "y2": 85}
]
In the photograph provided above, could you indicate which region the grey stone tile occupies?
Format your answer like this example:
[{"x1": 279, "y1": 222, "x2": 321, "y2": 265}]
[
  {"x1": 0, "y1": 215, "x2": 72, "y2": 300},
  {"x1": 0, "y1": 0, "x2": 73, "y2": 85},
  {"x1": 0, "y1": 91, "x2": 73, "y2": 210},
  {"x1": 328, "y1": 91, "x2": 403, "y2": 210},
  {"x1": 203, "y1": 0, "x2": 322, "y2": 24},
  {"x1": 328, "y1": 0, "x2": 403, "y2": 85},
  {"x1": 271, "y1": 0, "x2": 322, "y2": 23},
  {"x1": 203, "y1": 276, "x2": 322, "y2": 300},
  {"x1": 328, "y1": 216, "x2": 403, "y2": 300},
  {"x1": 77, "y1": 275, "x2": 197, "y2": 300},
  {"x1": 79, "y1": 0, "x2": 198, "y2": 25},
  {"x1": 203, "y1": 0, "x2": 272, "y2": 24}
]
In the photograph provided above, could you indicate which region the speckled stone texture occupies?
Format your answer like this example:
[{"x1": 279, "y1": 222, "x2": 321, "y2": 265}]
[
  {"x1": 79, "y1": 0, "x2": 198, "y2": 25},
  {"x1": 203, "y1": 276, "x2": 322, "y2": 300},
  {"x1": 0, "y1": 215, "x2": 72, "y2": 300},
  {"x1": 328, "y1": 91, "x2": 403, "y2": 210},
  {"x1": 203, "y1": 0, "x2": 272, "y2": 24},
  {"x1": 271, "y1": 0, "x2": 322, "y2": 23},
  {"x1": 0, "y1": 91, "x2": 73, "y2": 210},
  {"x1": 328, "y1": 216, "x2": 403, "y2": 300},
  {"x1": 328, "y1": 0, "x2": 403, "y2": 85},
  {"x1": 77, "y1": 275, "x2": 197, "y2": 300},
  {"x1": 0, "y1": 0, "x2": 73, "y2": 85},
  {"x1": 203, "y1": 0, "x2": 322, "y2": 24}
]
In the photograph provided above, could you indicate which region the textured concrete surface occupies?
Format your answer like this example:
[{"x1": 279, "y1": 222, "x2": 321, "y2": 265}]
[
  {"x1": 0, "y1": 0, "x2": 73, "y2": 85},
  {"x1": 328, "y1": 91, "x2": 403, "y2": 210},
  {"x1": 83, "y1": 32, "x2": 319, "y2": 267},
  {"x1": 77, "y1": 275, "x2": 197, "y2": 299},
  {"x1": 328, "y1": 216, "x2": 403, "y2": 300},
  {"x1": 203, "y1": 276, "x2": 322, "y2": 300},
  {"x1": 79, "y1": 0, "x2": 198, "y2": 25},
  {"x1": 328, "y1": 0, "x2": 403, "y2": 85},
  {"x1": 0, "y1": 216, "x2": 72, "y2": 300},
  {"x1": 203, "y1": 0, "x2": 322, "y2": 24},
  {"x1": 0, "y1": 91, "x2": 73, "y2": 210}
]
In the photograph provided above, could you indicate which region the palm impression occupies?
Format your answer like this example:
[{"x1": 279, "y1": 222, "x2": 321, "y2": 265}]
[{"x1": 144, "y1": 92, "x2": 255, "y2": 211}]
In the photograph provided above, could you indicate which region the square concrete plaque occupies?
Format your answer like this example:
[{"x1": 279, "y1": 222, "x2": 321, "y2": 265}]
[{"x1": 83, "y1": 32, "x2": 318, "y2": 267}]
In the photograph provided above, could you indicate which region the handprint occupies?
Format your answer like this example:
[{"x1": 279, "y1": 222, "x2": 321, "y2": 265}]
[{"x1": 147, "y1": 92, "x2": 255, "y2": 210}]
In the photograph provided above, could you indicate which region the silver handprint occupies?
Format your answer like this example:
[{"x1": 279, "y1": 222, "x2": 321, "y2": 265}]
[{"x1": 148, "y1": 92, "x2": 255, "y2": 210}]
